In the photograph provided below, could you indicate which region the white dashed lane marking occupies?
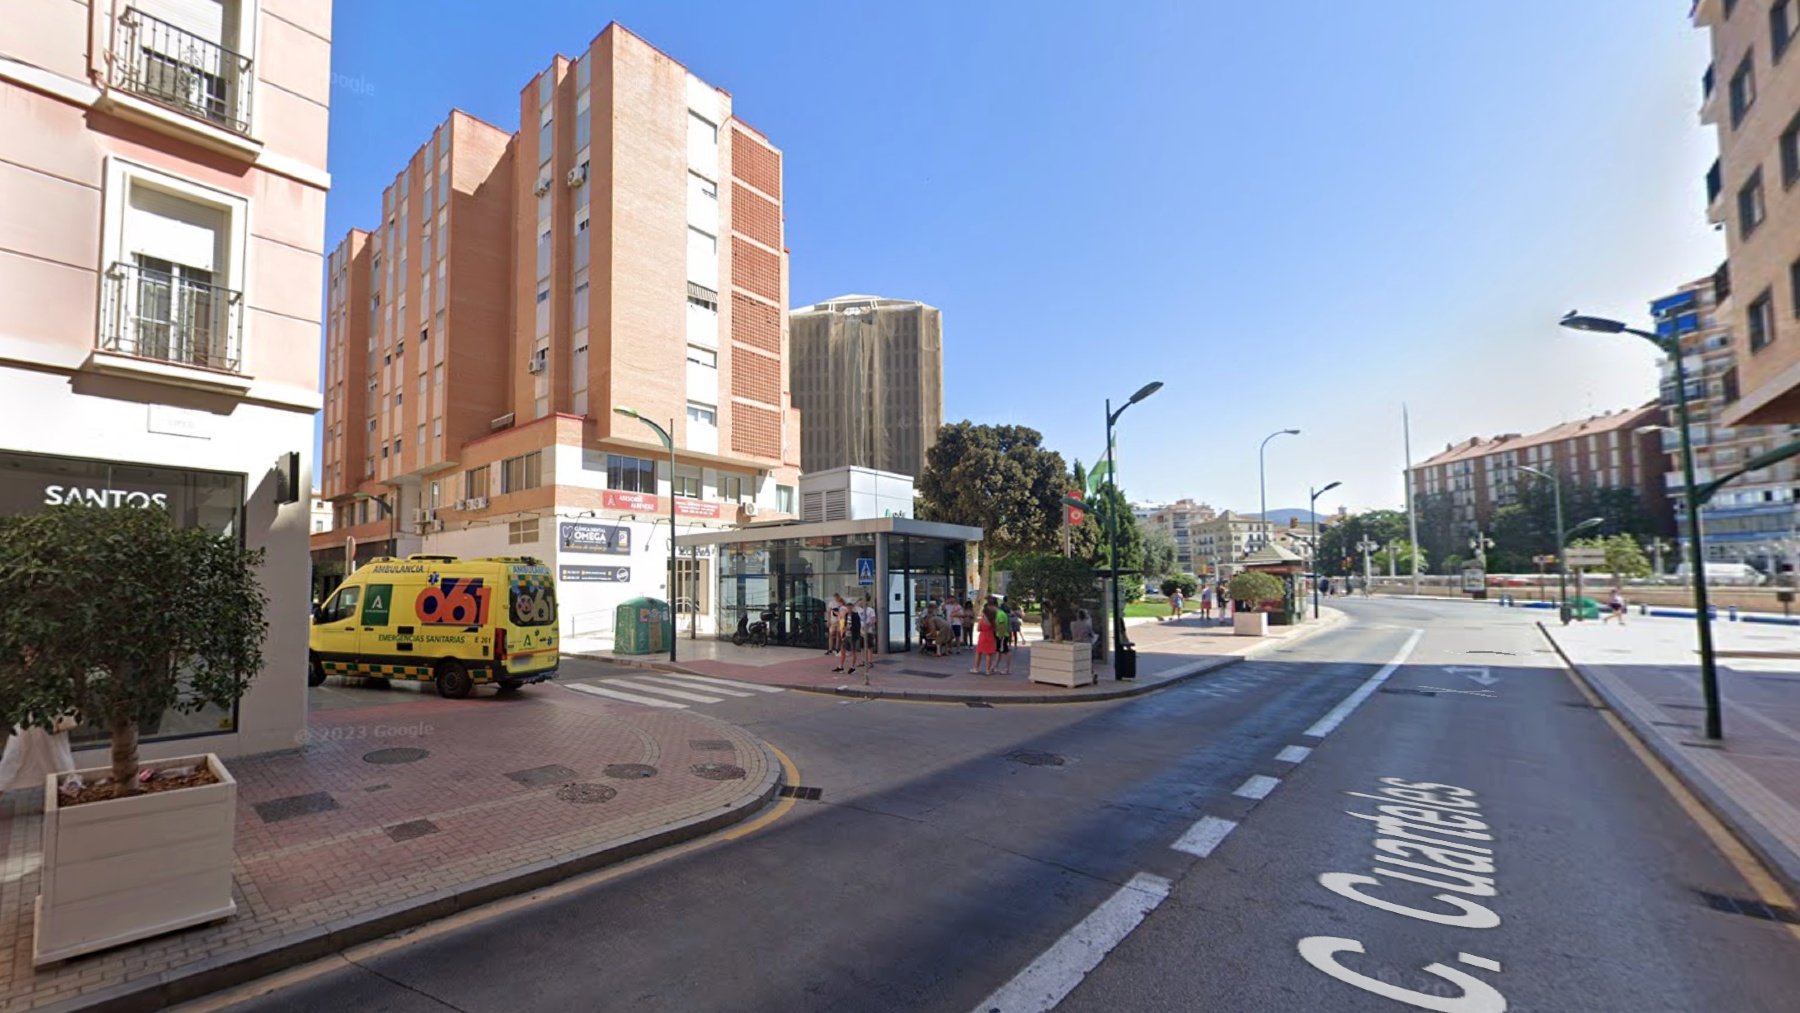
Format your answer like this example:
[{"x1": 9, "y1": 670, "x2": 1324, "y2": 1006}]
[
  {"x1": 1172, "y1": 816, "x2": 1239, "y2": 858},
  {"x1": 1234, "y1": 775, "x2": 1280, "y2": 800},
  {"x1": 1276, "y1": 745, "x2": 1313, "y2": 764}
]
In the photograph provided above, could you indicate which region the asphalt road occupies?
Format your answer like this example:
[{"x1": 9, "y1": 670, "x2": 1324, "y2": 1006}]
[{"x1": 213, "y1": 598, "x2": 1800, "y2": 1012}]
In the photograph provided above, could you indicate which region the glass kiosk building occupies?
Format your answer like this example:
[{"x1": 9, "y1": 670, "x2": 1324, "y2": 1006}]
[{"x1": 676, "y1": 517, "x2": 982, "y2": 653}]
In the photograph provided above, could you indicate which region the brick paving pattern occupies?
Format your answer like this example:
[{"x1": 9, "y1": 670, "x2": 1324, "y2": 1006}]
[{"x1": 0, "y1": 691, "x2": 770, "y2": 1011}]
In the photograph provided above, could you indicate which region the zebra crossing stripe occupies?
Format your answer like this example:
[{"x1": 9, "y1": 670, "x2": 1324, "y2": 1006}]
[
  {"x1": 654, "y1": 672, "x2": 785, "y2": 695},
  {"x1": 640, "y1": 675, "x2": 757, "y2": 698},
  {"x1": 566, "y1": 683, "x2": 687, "y2": 708},
  {"x1": 609, "y1": 678, "x2": 725, "y2": 704}
]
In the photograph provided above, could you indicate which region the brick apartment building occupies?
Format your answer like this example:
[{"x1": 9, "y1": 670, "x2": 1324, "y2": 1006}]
[
  {"x1": 312, "y1": 23, "x2": 801, "y2": 639},
  {"x1": 1694, "y1": 0, "x2": 1800, "y2": 424},
  {"x1": 0, "y1": 0, "x2": 332, "y2": 758},
  {"x1": 1409, "y1": 405, "x2": 1673, "y2": 537}
]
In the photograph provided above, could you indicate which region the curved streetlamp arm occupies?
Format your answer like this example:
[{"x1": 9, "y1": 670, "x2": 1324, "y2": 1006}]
[{"x1": 1696, "y1": 438, "x2": 1800, "y2": 505}]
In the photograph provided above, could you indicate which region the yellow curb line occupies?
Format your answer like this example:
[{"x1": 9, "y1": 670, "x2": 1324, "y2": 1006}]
[
  {"x1": 173, "y1": 739, "x2": 804, "y2": 1012},
  {"x1": 1549, "y1": 640, "x2": 1800, "y2": 946}
]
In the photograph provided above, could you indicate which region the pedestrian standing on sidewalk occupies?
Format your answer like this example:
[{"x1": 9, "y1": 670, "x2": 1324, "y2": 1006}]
[
  {"x1": 827, "y1": 594, "x2": 846, "y2": 656},
  {"x1": 835, "y1": 599, "x2": 864, "y2": 675},
  {"x1": 1197, "y1": 584, "x2": 1214, "y2": 621},
  {"x1": 946, "y1": 597, "x2": 963, "y2": 655},
  {"x1": 1216, "y1": 583, "x2": 1231, "y2": 624},
  {"x1": 963, "y1": 599, "x2": 976, "y2": 649},
  {"x1": 859, "y1": 597, "x2": 878, "y2": 667},
  {"x1": 992, "y1": 597, "x2": 1013, "y2": 675},
  {"x1": 971, "y1": 602, "x2": 998, "y2": 675},
  {"x1": 1170, "y1": 589, "x2": 1185, "y2": 621}
]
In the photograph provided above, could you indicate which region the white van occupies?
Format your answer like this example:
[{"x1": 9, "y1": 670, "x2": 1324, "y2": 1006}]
[{"x1": 1675, "y1": 562, "x2": 1767, "y2": 586}]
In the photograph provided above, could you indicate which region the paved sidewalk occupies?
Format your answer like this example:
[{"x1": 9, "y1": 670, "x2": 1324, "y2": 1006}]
[
  {"x1": 1542, "y1": 619, "x2": 1800, "y2": 895},
  {"x1": 0, "y1": 690, "x2": 776, "y2": 1012},
  {"x1": 573, "y1": 608, "x2": 1348, "y2": 703}
]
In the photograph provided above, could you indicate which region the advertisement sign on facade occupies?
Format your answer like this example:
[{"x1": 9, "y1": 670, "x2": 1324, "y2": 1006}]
[
  {"x1": 560, "y1": 521, "x2": 631, "y2": 555},
  {"x1": 674, "y1": 497, "x2": 721, "y2": 519},
  {"x1": 603, "y1": 490, "x2": 659, "y2": 513},
  {"x1": 559, "y1": 565, "x2": 632, "y2": 583}
]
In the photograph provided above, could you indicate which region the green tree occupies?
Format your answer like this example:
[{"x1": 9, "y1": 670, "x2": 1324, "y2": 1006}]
[
  {"x1": 1066, "y1": 480, "x2": 1146, "y2": 602},
  {"x1": 0, "y1": 506, "x2": 268, "y2": 797},
  {"x1": 918, "y1": 422, "x2": 1068, "y2": 593},
  {"x1": 1141, "y1": 524, "x2": 1178, "y2": 583},
  {"x1": 1568, "y1": 533, "x2": 1652, "y2": 579},
  {"x1": 1160, "y1": 574, "x2": 1199, "y2": 598},
  {"x1": 1411, "y1": 491, "x2": 1459, "y2": 574},
  {"x1": 1008, "y1": 553, "x2": 1098, "y2": 641},
  {"x1": 1318, "y1": 509, "x2": 1410, "y2": 576},
  {"x1": 1228, "y1": 571, "x2": 1285, "y2": 611}
]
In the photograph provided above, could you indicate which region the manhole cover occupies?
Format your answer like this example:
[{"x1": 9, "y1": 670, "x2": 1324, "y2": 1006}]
[
  {"x1": 386, "y1": 819, "x2": 439, "y2": 842},
  {"x1": 1007, "y1": 751, "x2": 1065, "y2": 767},
  {"x1": 690, "y1": 739, "x2": 736, "y2": 752},
  {"x1": 690, "y1": 762, "x2": 747, "y2": 780},
  {"x1": 506, "y1": 764, "x2": 581, "y2": 786},
  {"x1": 555, "y1": 782, "x2": 618, "y2": 804},
  {"x1": 363, "y1": 747, "x2": 430, "y2": 765},
  {"x1": 253, "y1": 791, "x2": 339, "y2": 824},
  {"x1": 604, "y1": 763, "x2": 658, "y2": 779}
]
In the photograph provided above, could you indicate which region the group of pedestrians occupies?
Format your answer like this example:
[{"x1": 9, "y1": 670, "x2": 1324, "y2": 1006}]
[
  {"x1": 826, "y1": 593, "x2": 877, "y2": 675},
  {"x1": 1182, "y1": 584, "x2": 1232, "y2": 623},
  {"x1": 969, "y1": 595, "x2": 1026, "y2": 676}
]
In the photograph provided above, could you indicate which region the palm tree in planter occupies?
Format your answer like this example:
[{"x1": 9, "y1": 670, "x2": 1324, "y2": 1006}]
[
  {"x1": 1008, "y1": 553, "x2": 1098, "y2": 687},
  {"x1": 1227, "y1": 571, "x2": 1285, "y2": 637},
  {"x1": 0, "y1": 505, "x2": 267, "y2": 965}
]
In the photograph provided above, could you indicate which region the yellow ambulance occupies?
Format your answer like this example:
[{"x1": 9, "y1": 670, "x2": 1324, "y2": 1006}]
[{"x1": 308, "y1": 554, "x2": 560, "y2": 698}]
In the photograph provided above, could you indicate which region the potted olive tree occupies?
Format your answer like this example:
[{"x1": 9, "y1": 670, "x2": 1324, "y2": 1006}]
[
  {"x1": 1009, "y1": 553, "x2": 1098, "y2": 687},
  {"x1": 0, "y1": 505, "x2": 267, "y2": 965},
  {"x1": 1228, "y1": 571, "x2": 1285, "y2": 637}
]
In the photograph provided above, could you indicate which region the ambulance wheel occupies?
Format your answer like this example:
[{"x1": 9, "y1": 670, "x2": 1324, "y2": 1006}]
[
  {"x1": 436, "y1": 660, "x2": 473, "y2": 699},
  {"x1": 307, "y1": 656, "x2": 327, "y2": 688},
  {"x1": 497, "y1": 680, "x2": 522, "y2": 694}
]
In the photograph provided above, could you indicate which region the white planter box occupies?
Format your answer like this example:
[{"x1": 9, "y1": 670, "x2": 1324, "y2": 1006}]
[
  {"x1": 1030, "y1": 640, "x2": 1096, "y2": 687},
  {"x1": 35, "y1": 753, "x2": 237, "y2": 965},
  {"x1": 1233, "y1": 611, "x2": 1269, "y2": 637}
]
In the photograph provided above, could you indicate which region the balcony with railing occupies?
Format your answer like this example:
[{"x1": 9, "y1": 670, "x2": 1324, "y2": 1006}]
[
  {"x1": 1706, "y1": 159, "x2": 1723, "y2": 205},
  {"x1": 100, "y1": 261, "x2": 243, "y2": 375},
  {"x1": 110, "y1": 6, "x2": 253, "y2": 137},
  {"x1": 1713, "y1": 260, "x2": 1732, "y2": 305}
]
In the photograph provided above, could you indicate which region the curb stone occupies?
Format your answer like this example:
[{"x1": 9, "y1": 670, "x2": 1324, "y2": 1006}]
[
  {"x1": 32, "y1": 721, "x2": 784, "y2": 1013},
  {"x1": 1537, "y1": 622, "x2": 1800, "y2": 901}
]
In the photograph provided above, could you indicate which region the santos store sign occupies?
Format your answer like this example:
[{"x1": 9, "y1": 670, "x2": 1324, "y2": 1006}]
[{"x1": 0, "y1": 449, "x2": 242, "y2": 535}]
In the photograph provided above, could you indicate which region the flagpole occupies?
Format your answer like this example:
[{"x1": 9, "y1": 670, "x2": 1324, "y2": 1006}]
[{"x1": 1404, "y1": 403, "x2": 1421, "y2": 595}]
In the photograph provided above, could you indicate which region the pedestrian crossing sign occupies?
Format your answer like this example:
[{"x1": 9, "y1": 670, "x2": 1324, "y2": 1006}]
[{"x1": 857, "y1": 558, "x2": 874, "y2": 585}]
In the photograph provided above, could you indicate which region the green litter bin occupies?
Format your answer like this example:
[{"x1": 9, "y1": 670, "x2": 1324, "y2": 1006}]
[
  {"x1": 1571, "y1": 597, "x2": 1601, "y2": 621},
  {"x1": 614, "y1": 597, "x2": 671, "y2": 655}
]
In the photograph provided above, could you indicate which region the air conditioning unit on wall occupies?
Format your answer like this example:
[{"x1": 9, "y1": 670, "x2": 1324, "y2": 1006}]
[
  {"x1": 741, "y1": 501, "x2": 759, "y2": 517},
  {"x1": 533, "y1": 177, "x2": 551, "y2": 197},
  {"x1": 466, "y1": 496, "x2": 489, "y2": 510},
  {"x1": 566, "y1": 165, "x2": 588, "y2": 188}
]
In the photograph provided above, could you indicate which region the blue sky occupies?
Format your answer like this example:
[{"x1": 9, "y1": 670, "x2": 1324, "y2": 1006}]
[{"x1": 324, "y1": 1, "x2": 1719, "y2": 515}]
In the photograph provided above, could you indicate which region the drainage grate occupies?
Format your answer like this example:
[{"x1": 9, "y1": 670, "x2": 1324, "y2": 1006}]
[
  {"x1": 689, "y1": 739, "x2": 736, "y2": 752},
  {"x1": 603, "y1": 763, "x2": 659, "y2": 780},
  {"x1": 363, "y1": 783, "x2": 392, "y2": 792},
  {"x1": 1007, "y1": 751, "x2": 1066, "y2": 767},
  {"x1": 363, "y1": 748, "x2": 430, "y2": 765},
  {"x1": 1662, "y1": 703, "x2": 1706, "y2": 711},
  {"x1": 965, "y1": 701, "x2": 993, "y2": 709},
  {"x1": 1379, "y1": 687, "x2": 1438, "y2": 697},
  {"x1": 778, "y1": 785, "x2": 823, "y2": 800},
  {"x1": 896, "y1": 668, "x2": 956, "y2": 680},
  {"x1": 690, "y1": 762, "x2": 747, "y2": 781},
  {"x1": 385, "y1": 819, "x2": 439, "y2": 842},
  {"x1": 556, "y1": 782, "x2": 618, "y2": 804},
  {"x1": 253, "y1": 792, "x2": 339, "y2": 824},
  {"x1": 505, "y1": 764, "x2": 581, "y2": 787},
  {"x1": 1695, "y1": 889, "x2": 1800, "y2": 924}
]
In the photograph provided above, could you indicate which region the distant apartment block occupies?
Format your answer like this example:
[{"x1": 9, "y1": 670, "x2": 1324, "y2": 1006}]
[
  {"x1": 1144, "y1": 498, "x2": 1217, "y2": 573},
  {"x1": 1694, "y1": 0, "x2": 1800, "y2": 423},
  {"x1": 313, "y1": 23, "x2": 800, "y2": 638},
  {"x1": 1410, "y1": 406, "x2": 1672, "y2": 536},
  {"x1": 789, "y1": 295, "x2": 942, "y2": 478},
  {"x1": 1192, "y1": 510, "x2": 1272, "y2": 576},
  {"x1": 1654, "y1": 276, "x2": 1800, "y2": 569},
  {"x1": 0, "y1": 0, "x2": 333, "y2": 758}
]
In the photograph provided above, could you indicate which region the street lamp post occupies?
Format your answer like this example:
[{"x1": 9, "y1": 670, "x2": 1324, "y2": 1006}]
[
  {"x1": 1259, "y1": 428, "x2": 1301, "y2": 528},
  {"x1": 1356, "y1": 536, "x2": 1378, "y2": 595},
  {"x1": 1309, "y1": 481, "x2": 1341, "y2": 618},
  {"x1": 614, "y1": 406, "x2": 679, "y2": 665},
  {"x1": 1516, "y1": 464, "x2": 1601, "y2": 624},
  {"x1": 1105, "y1": 380, "x2": 1163, "y2": 679},
  {"x1": 1562, "y1": 308, "x2": 1721, "y2": 738}
]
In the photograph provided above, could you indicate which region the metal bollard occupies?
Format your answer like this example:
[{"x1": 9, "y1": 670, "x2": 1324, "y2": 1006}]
[{"x1": 1729, "y1": 605, "x2": 1740, "y2": 622}]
